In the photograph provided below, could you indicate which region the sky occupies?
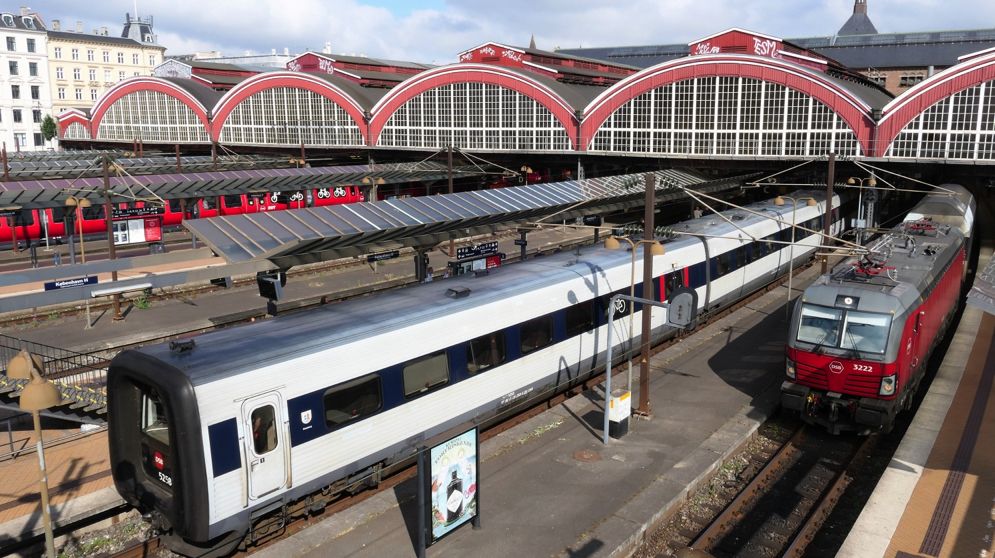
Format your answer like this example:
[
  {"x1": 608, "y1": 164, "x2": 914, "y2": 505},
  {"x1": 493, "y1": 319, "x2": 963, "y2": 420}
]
[{"x1": 31, "y1": 0, "x2": 995, "y2": 65}]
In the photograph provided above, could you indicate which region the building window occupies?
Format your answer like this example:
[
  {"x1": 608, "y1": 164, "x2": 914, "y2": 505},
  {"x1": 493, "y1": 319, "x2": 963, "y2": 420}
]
[
  {"x1": 28, "y1": 62, "x2": 37, "y2": 76},
  {"x1": 104, "y1": 69, "x2": 110, "y2": 82},
  {"x1": 14, "y1": 133, "x2": 26, "y2": 148},
  {"x1": 12, "y1": 109, "x2": 21, "y2": 123},
  {"x1": 5, "y1": 37, "x2": 14, "y2": 51},
  {"x1": 90, "y1": 88, "x2": 97, "y2": 100},
  {"x1": 102, "y1": 50, "x2": 109, "y2": 62},
  {"x1": 88, "y1": 69, "x2": 96, "y2": 81},
  {"x1": 118, "y1": 71, "x2": 125, "y2": 80},
  {"x1": 32, "y1": 109, "x2": 40, "y2": 123},
  {"x1": 117, "y1": 52, "x2": 124, "y2": 64},
  {"x1": 56, "y1": 66, "x2": 63, "y2": 79},
  {"x1": 87, "y1": 49, "x2": 94, "y2": 61},
  {"x1": 133, "y1": 71, "x2": 140, "y2": 76},
  {"x1": 148, "y1": 55, "x2": 156, "y2": 65},
  {"x1": 71, "y1": 48, "x2": 79, "y2": 60},
  {"x1": 33, "y1": 132, "x2": 43, "y2": 146},
  {"x1": 10, "y1": 85, "x2": 19, "y2": 99},
  {"x1": 8, "y1": 61, "x2": 17, "y2": 75},
  {"x1": 26, "y1": 38, "x2": 34, "y2": 52},
  {"x1": 73, "y1": 67, "x2": 80, "y2": 80},
  {"x1": 74, "y1": 88, "x2": 82, "y2": 100},
  {"x1": 899, "y1": 74, "x2": 925, "y2": 88},
  {"x1": 30, "y1": 85, "x2": 38, "y2": 99},
  {"x1": 132, "y1": 53, "x2": 139, "y2": 65},
  {"x1": 57, "y1": 87, "x2": 65, "y2": 100},
  {"x1": 54, "y1": 46, "x2": 61, "y2": 59}
]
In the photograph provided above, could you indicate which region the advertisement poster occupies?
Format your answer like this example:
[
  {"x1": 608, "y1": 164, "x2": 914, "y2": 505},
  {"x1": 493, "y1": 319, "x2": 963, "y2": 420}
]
[{"x1": 429, "y1": 428, "x2": 478, "y2": 542}]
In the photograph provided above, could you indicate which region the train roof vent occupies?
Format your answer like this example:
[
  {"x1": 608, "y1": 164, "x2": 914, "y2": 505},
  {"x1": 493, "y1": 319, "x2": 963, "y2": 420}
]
[
  {"x1": 169, "y1": 339, "x2": 196, "y2": 353},
  {"x1": 445, "y1": 286, "x2": 471, "y2": 299},
  {"x1": 731, "y1": 214, "x2": 745, "y2": 221}
]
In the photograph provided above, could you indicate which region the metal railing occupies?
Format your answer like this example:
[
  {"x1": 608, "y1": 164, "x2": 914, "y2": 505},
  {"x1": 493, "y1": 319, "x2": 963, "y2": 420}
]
[{"x1": 0, "y1": 334, "x2": 107, "y2": 388}]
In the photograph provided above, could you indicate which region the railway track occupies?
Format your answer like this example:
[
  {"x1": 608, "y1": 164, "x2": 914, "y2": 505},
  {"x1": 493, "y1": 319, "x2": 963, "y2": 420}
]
[{"x1": 671, "y1": 425, "x2": 877, "y2": 558}]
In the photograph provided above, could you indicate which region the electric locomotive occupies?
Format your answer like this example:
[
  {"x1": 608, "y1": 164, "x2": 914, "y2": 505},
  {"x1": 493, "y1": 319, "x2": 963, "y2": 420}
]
[{"x1": 781, "y1": 185, "x2": 975, "y2": 434}]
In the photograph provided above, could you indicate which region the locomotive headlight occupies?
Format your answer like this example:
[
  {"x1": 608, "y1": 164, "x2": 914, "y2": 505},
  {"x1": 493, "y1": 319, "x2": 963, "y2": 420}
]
[
  {"x1": 879, "y1": 374, "x2": 896, "y2": 396},
  {"x1": 786, "y1": 359, "x2": 796, "y2": 379}
]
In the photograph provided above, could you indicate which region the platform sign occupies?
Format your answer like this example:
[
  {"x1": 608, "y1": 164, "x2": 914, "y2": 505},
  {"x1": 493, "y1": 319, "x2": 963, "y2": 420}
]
[
  {"x1": 418, "y1": 427, "x2": 480, "y2": 553},
  {"x1": 44, "y1": 276, "x2": 98, "y2": 291}
]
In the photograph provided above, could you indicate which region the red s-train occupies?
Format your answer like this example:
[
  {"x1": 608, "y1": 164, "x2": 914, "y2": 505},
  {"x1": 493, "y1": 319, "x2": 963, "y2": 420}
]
[
  {"x1": 781, "y1": 185, "x2": 976, "y2": 434},
  {"x1": 0, "y1": 186, "x2": 364, "y2": 245}
]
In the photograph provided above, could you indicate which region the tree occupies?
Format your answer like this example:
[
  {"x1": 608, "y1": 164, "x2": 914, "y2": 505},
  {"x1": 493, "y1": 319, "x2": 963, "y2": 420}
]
[{"x1": 40, "y1": 115, "x2": 57, "y2": 143}]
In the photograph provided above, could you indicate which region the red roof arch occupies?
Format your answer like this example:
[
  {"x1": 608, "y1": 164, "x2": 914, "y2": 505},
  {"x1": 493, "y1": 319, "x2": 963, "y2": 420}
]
[
  {"x1": 369, "y1": 63, "x2": 579, "y2": 147},
  {"x1": 877, "y1": 50, "x2": 995, "y2": 156},
  {"x1": 211, "y1": 71, "x2": 369, "y2": 143},
  {"x1": 56, "y1": 109, "x2": 91, "y2": 139},
  {"x1": 90, "y1": 77, "x2": 212, "y2": 139},
  {"x1": 580, "y1": 54, "x2": 876, "y2": 155}
]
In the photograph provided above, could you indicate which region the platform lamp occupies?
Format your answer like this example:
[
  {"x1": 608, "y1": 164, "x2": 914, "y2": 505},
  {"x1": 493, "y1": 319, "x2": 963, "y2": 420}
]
[
  {"x1": 774, "y1": 195, "x2": 818, "y2": 321},
  {"x1": 65, "y1": 196, "x2": 94, "y2": 328},
  {"x1": 5, "y1": 349, "x2": 61, "y2": 558},
  {"x1": 604, "y1": 235, "x2": 665, "y2": 402},
  {"x1": 846, "y1": 176, "x2": 877, "y2": 244}
]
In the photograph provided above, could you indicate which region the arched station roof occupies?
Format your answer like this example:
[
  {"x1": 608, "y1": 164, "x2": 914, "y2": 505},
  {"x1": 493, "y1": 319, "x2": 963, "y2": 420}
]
[
  {"x1": 89, "y1": 77, "x2": 217, "y2": 140},
  {"x1": 211, "y1": 71, "x2": 374, "y2": 144},
  {"x1": 877, "y1": 49, "x2": 995, "y2": 159},
  {"x1": 369, "y1": 63, "x2": 583, "y2": 148},
  {"x1": 581, "y1": 54, "x2": 881, "y2": 156},
  {"x1": 56, "y1": 108, "x2": 91, "y2": 140}
]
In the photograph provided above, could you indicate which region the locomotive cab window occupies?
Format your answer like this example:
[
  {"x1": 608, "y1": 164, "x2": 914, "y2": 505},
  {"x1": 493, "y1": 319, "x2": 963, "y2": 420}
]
[
  {"x1": 797, "y1": 304, "x2": 843, "y2": 347},
  {"x1": 323, "y1": 374, "x2": 382, "y2": 427},
  {"x1": 467, "y1": 331, "x2": 506, "y2": 374},
  {"x1": 520, "y1": 314, "x2": 554, "y2": 354},
  {"x1": 840, "y1": 311, "x2": 890, "y2": 355},
  {"x1": 403, "y1": 351, "x2": 449, "y2": 398},
  {"x1": 141, "y1": 388, "x2": 170, "y2": 446}
]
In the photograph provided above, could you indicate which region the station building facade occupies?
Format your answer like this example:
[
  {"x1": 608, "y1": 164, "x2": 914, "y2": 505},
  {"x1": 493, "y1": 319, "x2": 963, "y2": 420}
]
[
  {"x1": 0, "y1": 9, "x2": 52, "y2": 152},
  {"x1": 56, "y1": 28, "x2": 995, "y2": 164}
]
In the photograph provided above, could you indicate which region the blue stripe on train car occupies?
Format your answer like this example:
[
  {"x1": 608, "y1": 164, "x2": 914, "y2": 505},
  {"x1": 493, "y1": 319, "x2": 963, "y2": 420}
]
[{"x1": 208, "y1": 418, "x2": 241, "y2": 477}]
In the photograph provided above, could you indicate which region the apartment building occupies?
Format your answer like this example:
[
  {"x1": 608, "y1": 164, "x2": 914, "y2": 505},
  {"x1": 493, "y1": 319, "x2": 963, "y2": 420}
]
[
  {"x1": 0, "y1": 8, "x2": 52, "y2": 152},
  {"x1": 47, "y1": 14, "x2": 165, "y2": 114}
]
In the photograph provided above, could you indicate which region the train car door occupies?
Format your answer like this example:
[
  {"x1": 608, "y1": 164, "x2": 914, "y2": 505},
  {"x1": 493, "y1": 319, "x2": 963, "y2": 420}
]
[{"x1": 241, "y1": 392, "x2": 288, "y2": 500}]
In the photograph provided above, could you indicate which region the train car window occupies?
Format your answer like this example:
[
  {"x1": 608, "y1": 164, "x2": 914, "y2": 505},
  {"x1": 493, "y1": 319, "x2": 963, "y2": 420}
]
[
  {"x1": 82, "y1": 205, "x2": 105, "y2": 220},
  {"x1": 565, "y1": 299, "x2": 596, "y2": 337},
  {"x1": 689, "y1": 262, "x2": 707, "y2": 289},
  {"x1": 50, "y1": 207, "x2": 66, "y2": 222},
  {"x1": 466, "y1": 331, "x2": 506, "y2": 374},
  {"x1": 735, "y1": 246, "x2": 748, "y2": 269},
  {"x1": 223, "y1": 195, "x2": 242, "y2": 207},
  {"x1": 202, "y1": 198, "x2": 216, "y2": 210},
  {"x1": 840, "y1": 311, "x2": 891, "y2": 354},
  {"x1": 662, "y1": 271, "x2": 684, "y2": 301},
  {"x1": 403, "y1": 351, "x2": 449, "y2": 398},
  {"x1": 520, "y1": 314, "x2": 554, "y2": 355},
  {"x1": 797, "y1": 304, "x2": 843, "y2": 347},
  {"x1": 168, "y1": 199, "x2": 182, "y2": 212},
  {"x1": 11, "y1": 210, "x2": 34, "y2": 226},
  {"x1": 140, "y1": 388, "x2": 170, "y2": 446},
  {"x1": 716, "y1": 252, "x2": 731, "y2": 276},
  {"x1": 250, "y1": 405, "x2": 277, "y2": 455},
  {"x1": 323, "y1": 374, "x2": 382, "y2": 426}
]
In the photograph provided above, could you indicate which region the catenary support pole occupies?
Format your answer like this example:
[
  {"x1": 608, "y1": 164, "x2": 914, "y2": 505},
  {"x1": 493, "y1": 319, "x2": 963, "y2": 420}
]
[
  {"x1": 822, "y1": 153, "x2": 835, "y2": 273},
  {"x1": 637, "y1": 173, "x2": 656, "y2": 416}
]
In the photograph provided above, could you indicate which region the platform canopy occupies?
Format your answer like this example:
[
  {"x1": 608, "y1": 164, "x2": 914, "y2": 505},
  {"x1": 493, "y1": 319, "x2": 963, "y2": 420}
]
[
  {"x1": 0, "y1": 161, "x2": 496, "y2": 209},
  {"x1": 3, "y1": 153, "x2": 289, "y2": 180},
  {"x1": 185, "y1": 169, "x2": 755, "y2": 269}
]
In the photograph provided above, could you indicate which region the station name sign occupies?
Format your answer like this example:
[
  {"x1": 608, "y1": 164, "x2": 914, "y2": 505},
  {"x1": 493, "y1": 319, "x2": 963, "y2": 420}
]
[
  {"x1": 456, "y1": 241, "x2": 498, "y2": 260},
  {"x1": 44, "y1": 276, "x2": 98, "y2": 291},
  {"x1": 367, "y1": 250, "x2": 400, "y2": 263}
]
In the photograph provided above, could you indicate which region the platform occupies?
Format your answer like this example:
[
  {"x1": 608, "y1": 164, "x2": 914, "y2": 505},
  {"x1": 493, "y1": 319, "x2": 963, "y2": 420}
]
[{"x1": 839, "y1": 304, "x2": 995, "y2": 558}]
